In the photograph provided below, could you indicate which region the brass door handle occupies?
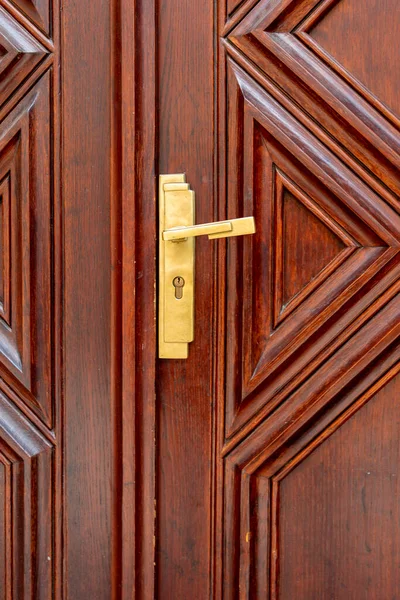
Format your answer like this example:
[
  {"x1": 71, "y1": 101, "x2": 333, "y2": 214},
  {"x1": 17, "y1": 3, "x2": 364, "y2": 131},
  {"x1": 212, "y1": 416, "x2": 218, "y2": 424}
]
[
  {"x1": 159, "y1": 174, "x2": 255, "y2": 359},
  {"x1": 163, "y1": 217, "x2": 255, "y2": 241}
]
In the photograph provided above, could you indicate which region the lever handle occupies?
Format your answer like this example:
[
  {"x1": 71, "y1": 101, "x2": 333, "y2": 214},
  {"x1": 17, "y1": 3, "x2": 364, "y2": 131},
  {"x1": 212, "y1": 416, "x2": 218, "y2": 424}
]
[
  {"x1": 162, "y1": 217, "x2": 255, "y2": 241},
  {"x1": 159, "y1": 173, "x2": 256, "y2": 358}
]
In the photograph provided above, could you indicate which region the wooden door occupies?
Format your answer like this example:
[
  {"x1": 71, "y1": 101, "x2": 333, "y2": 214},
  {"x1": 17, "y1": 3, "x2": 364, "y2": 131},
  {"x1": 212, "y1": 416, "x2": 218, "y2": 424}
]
[
  {"x1": 153, "y1": 0, "x2": 400, "y2": 598},
  {"x1": 1, "y1": 0, "x2": 399, "y2": 598}
]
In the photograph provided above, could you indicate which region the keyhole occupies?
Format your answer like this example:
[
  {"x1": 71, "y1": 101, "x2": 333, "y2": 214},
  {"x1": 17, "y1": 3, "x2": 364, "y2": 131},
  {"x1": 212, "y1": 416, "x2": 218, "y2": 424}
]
[{"x1": 173, "y1": 276, "x2": 185, "y2": 299}]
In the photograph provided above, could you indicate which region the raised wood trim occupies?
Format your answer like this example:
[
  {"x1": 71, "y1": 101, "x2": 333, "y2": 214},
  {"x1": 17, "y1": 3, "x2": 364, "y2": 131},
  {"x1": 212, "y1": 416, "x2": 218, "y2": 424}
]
[{"x1": 120, "y1": 0, "x2": 157, "y2": 597}]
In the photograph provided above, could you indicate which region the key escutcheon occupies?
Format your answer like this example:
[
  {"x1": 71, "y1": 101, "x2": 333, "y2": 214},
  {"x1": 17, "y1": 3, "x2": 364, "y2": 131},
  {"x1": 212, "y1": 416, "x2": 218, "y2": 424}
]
[{"x1": 173, "y1": 276, "x2": 185, "y2": 299}]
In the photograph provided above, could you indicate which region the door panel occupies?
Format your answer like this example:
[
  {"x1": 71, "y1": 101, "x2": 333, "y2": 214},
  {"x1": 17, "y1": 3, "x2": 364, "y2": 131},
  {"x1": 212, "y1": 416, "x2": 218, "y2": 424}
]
[
  {"x1": 278, "y1": 370, "x2": 400, "y2": 599},
  {"x1": 217, "y1": 1, "x2": 400, "y2": 597},
  {"x1": 223, "y1": 61, "x2": 399, "y2": 440},
  {"x1": 229, "y1": 1, "x2": 400, "y2": 204},
  {"x1": 223, "y1": 356, "x2": 400, "y2": 597},
  {"x1": 0, "y1": 5, "x2": 55, "y2": 597},
  {"x1": 306, "y1": 0, "x2": 399, "y2": 118},
  {"x1": 0, "y1": 0, "x2": 136, "y2": 597},
  {"x1": 0, "y1": 74, "x2": 53, "y2": 426},
  {"x1": 155, "y1": 0, "x2": 400, "y2": 597}
]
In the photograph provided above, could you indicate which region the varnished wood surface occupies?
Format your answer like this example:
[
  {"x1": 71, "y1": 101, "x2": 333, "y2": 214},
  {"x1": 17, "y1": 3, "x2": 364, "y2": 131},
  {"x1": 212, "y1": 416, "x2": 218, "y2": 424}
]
[
  {"x1": 0, "y1": 1, "x2": 60, "y2": 597},
  {"x1": 156, "y1": 0, "x2": 215, "y2": 597},
  {"x1": 157, "y1": 0, "x2": 400, "y2": 598},
  {"x1": 0, "y1": 0, "x2": 398, "y2": 598},
  {"x1": 0, "y1": 0, "x2": 143, "y2": 597},
  {"x1": 62, "y1": 0, "x2": 114, "y2": 595},
  {"x1": 278, "y1": 371, "x2": 400, "y2": 599},
  {"x1": 309, "y1": 0, "x2": 400, "y2": 117}
]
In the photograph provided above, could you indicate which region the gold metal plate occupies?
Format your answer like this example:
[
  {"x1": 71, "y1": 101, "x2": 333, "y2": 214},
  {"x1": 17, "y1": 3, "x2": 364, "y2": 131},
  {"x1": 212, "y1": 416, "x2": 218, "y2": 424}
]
[{"x1": 159, "y1": 174, "x2": 195, "y2": 358}]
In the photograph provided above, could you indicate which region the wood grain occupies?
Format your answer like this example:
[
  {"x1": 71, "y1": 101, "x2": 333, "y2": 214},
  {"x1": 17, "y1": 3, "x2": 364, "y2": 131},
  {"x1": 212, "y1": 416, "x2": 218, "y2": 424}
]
[
  {"x1": 220, "y1": 60, "x2": 399, "y2": 443},
  {"x1": 0, "y1": 391, "x2": 53, "y2": 599},
  {"x1": 0, "y1": 1, "x2": 58, "y2": 595},
  {"x1": 124, "y1": 0, "x2": 157, "y2": 596},
  {"x1": 0, "y1": 0, "x2": 398, "y2": 597},
  {"x1": 277, "y1": 370, "x2": 400, "y2": 599},
  {"x1": 156, "y1": 0, "x2": 215, "y2": 596},
  {"x1": 0, "y1": 0, "x2": 153, "y2": 595},
  {"x1": 229, "y1": 2, "x2": 400, "y2": 201},
  {"x1": 308, "y1": 0, "x2": 400, "y2": 118},
  {"x1": 0, "y1": 75, "x2": 53, "y2": 426},
  {"x1": 62, "y1": 0, "x2": 116, "y2": 594},
  {"x1": 0, "y1": 7, "x2": 47, "y2": 109},
  {"x1": 0, "y1": 174, "x2": 11, "y2": 325},
  {"x1": 10, "y1": 0, "x2": 50, "y2": 34},
  {"x1": 154, "y1": 0, "x2": 400, "y2": 597}
]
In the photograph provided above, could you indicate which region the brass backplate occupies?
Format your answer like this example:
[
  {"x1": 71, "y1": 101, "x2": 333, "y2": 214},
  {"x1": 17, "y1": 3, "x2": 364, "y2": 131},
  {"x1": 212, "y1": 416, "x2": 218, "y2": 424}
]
[{"x1": 159, "y1": 174, "x2": 194, "y2": 358}]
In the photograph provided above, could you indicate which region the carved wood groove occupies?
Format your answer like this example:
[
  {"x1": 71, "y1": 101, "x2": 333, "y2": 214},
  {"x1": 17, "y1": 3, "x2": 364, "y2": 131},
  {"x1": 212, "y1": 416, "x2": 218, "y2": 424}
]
[
  {"x1": 296, "y1": 0, "x2": 400, "y2": 124},
  {"x1": 224, "y1": 41, "x2": 400, "y2": 215},
  {"x1": 227, "y1": 2, "x2": 400, "y2": 203},
  {"x1": 0, "y1": 450, "x2": 11, "y2": 597},
  {"x1": 0, "y1": 0, "x2": 53, "y2": 49},
  {"x1": 0, "y1": 6, "x2": 48, "y2": 110},
  {"x1": 272, "y1": 168, "x2": 357, "y2": 328}
]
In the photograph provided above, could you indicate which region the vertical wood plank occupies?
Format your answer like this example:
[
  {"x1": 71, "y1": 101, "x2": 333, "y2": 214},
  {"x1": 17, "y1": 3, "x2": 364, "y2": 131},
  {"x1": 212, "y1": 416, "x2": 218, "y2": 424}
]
[
  {"x1": 62, "y1": 1, "x2": 113, "y2": 597},
  {"x1": 156, "y1": 0, "x2": 216, "y2": 597}
]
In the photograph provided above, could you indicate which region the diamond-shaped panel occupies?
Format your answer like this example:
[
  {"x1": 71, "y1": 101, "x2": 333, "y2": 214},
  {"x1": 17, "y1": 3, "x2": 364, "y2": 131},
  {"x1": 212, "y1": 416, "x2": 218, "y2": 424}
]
[
  {"x1": 0, "y1": 72, "x2": 53, "y2": 426},
  {"x1": 220, "y1": 2, "x2": 400, "y2": 596},
  {"x1": 223, "y1": 61, "x2": 400, "y2": 437},
  {"x1": 0, "y1": 7, "x2": 47, "y2": 108},
  {"x1": 223, "y1": 361, "x2": 400, "y2": 595}
]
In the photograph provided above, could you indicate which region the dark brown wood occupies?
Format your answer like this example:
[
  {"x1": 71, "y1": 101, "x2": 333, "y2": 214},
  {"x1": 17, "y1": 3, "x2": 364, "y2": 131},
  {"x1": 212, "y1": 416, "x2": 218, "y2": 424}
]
[
  {"x1": 156, "y1": 0, "x2": 216, "y2": 597},
  {"x1": 0, "y1": 0, "x2": 153, "y2": 598},
  {"x1": 0, "y1": 1, "x2": 59, "y2": 597},
  {"x1": 215, "y1": 1, "x2": 400, "y2": 597},
  {"x1": 0, "y1": 0, "x2": 399, "y2": 598},
  {"x1": 61, "y1": 0, "x2": 155, "y2": 597},
  {"x1": 156, "y1": 0, "x2": 400, "y2": 598},
  {"x1": 126, "y1": 0, "x2": 157, "y2": 596},
  {"x1": 277, "y1": 370, "x2": 400, "y2": 599},
  {"x1": 62, "y1": 0, "x2": 115, "y2": 592}
]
